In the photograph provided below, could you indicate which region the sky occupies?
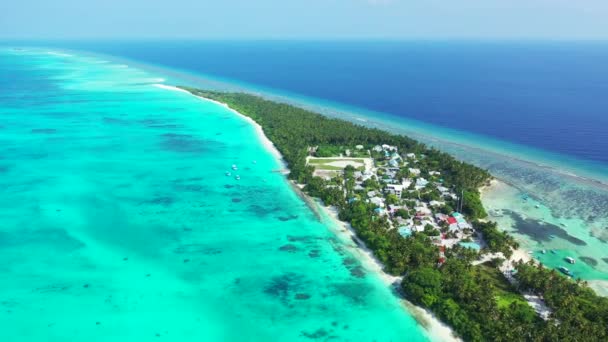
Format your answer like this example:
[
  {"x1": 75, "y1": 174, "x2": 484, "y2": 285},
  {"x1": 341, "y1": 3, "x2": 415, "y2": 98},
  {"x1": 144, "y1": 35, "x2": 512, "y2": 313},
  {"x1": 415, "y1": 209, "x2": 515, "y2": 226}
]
[{"x1": 1, "y1": 0, "x2": 608, "y2": 40}]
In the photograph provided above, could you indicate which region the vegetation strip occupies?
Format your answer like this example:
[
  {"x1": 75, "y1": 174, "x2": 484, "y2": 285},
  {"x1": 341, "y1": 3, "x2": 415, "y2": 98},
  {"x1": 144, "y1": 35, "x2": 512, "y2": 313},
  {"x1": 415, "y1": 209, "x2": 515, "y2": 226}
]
[{"x1": 181, "y1": 87, "x2": 608, "y2": 341}]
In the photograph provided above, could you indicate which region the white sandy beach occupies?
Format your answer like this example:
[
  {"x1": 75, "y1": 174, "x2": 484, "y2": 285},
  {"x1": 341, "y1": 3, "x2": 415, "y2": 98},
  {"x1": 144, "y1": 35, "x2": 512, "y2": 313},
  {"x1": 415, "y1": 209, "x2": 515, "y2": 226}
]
[
  {"x1": 154, "y1": 84, "x2": 286, "y2": 168},
  {"x1": 320, "y1": 205, "x2": 460, "y2": 342},
  {"x1": 159, "y1": 83, "x2": 460, "y2": 342}
]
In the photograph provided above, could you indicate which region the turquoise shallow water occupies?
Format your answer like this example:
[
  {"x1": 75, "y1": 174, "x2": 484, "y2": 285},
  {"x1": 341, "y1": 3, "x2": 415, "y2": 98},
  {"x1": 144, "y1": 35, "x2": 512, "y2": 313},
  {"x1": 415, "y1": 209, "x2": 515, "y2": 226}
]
[
  {"x1": 112, "y1": 54, "x2": 608, "y2": 291},
  {"x1": 0, "y1": 49, "x2": 429, "y2": 341}
]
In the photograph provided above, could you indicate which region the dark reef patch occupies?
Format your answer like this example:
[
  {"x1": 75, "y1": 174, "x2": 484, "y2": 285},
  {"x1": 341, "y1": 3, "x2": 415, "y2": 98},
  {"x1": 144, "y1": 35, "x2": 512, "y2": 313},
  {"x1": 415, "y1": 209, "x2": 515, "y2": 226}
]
[
  {"x1": 160, "y1": 133, "x2": 212, "y2": 154},
  {"x1": 300, "y1": 328, "x2": 328, "y2": 339},
  {"x1": 507, "y1": 210, "x2": 587, "y2": 246},
  {"x1": 278, "y1": 215, "x2": 299, "y2": 222},
  {"x1": 279, "y1": 244, "x2": 298, "y2": 253},
  {"x1": 231, "y1": 198, "x2": 242, "y2": 203},
  {"x1": 580, "y1": 256, "x2": 598, "y2": 267},
  {"x1": 263, "y1": 273, "x2": 304, "y2": 304},
  {"x1": 173, "y1": 244, "x2": 222, "y2": 255},
  {"x1": 247, "y1": 204, "x2": 281, "y2": 217},
  {"x1": 142, "y1": 196, "x2": 174, "y2": 207},
  {"x1": 342, "y1": 257, "x2": 357, "y2": 266},
  {"x1": 602, "y1": 258, "x2": 608, "y2": 265},
  {"x1": 295, "y1": 293, "x2": 311, "y2": 300},
  {"x1": 287, "y1": 235, "x2": 317, "y2": 243},
  {"x1": 349, "y1": 267, "x2": 366, "y2": 278},
  {"x1": 308, "y1": 249, "x2": 321, "y2": 258}
]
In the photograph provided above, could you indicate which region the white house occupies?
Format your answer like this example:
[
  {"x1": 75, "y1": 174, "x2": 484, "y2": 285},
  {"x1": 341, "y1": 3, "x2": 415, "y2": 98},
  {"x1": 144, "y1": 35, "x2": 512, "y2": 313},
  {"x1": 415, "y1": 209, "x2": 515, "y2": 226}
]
[
  {"x1": 386, "y1": 184, "x2": 406, "y2": 197},
  {"x1": 369, "y1": 197, "x2": 385, "y2": 208},
  {"x1": 415, "y1": 178, "x2": 429, "y2": 189}
]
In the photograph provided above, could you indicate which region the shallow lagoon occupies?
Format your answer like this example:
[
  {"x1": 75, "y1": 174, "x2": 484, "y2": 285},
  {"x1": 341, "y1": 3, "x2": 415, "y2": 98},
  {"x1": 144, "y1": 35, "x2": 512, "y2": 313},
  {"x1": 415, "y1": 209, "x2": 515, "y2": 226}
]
[{"x1": 0, "y1": 49, "x2": 429, "y2": 341}]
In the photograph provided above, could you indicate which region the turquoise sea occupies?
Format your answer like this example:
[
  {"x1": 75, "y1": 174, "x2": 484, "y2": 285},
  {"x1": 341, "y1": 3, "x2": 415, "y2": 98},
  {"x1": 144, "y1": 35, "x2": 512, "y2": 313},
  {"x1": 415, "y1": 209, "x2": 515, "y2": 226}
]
[
  {"x1": 0, "y1": 49, "x2": 430, "y2": 340},
  {"x1": 69, "y1": 41, "x2": 607, "y2": 294}
]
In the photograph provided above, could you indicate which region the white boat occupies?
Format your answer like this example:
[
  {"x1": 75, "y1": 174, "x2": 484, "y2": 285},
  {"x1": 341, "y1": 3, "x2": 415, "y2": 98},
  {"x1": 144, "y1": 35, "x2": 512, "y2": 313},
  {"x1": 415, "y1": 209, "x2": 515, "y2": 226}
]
[
  {"x1": 535, "y1": 204, "x2": 540, "y2": 208},
  {"x1": 541, "y1": 249, "x2": 547, "y2": 254},
  {"x1": 235, "y1": 175, "x2": 240, "y2": 180},
  {"x1": 566, "y1": 257, "x2": 575, "y2": 264},
  {"x1": 232, "y1": 164, "x2": 238, "y2": 170},
  {"x1": 225, "y1": 172, "x2": 231, "y2": 176},
  {"x1": 252, "y1": 160, "x2": 257, "y2": 164},
  {"x1": 559, "y1": 266, "x2": 572, "y2": 276}
]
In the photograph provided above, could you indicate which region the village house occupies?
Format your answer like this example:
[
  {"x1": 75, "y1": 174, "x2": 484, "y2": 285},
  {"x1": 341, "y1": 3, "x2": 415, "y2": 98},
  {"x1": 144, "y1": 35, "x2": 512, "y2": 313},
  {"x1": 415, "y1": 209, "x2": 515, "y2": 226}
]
[
  {"x1": 415, "y1": 177, "x2": 429, "y2": 190},
  {"x1": 369, "y1": 196, "x2": 385, "y2": 208},
  {"x1": 386, "y1": 183, "x2": 406, "y2": 197},
  {"x1": 429, "y1": 200, "x2": 445, "y2": 207},
  {"x1": 381, "y1": 144, "x2": 398, "y2": 151}
]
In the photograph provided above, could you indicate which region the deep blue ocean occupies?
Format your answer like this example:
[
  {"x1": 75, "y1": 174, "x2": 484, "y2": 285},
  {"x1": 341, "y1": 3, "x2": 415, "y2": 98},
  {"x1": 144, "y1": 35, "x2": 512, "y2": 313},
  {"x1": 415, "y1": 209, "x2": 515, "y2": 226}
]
[{"x1": 23, "y1": 40, "x2": 608, "y2": 165}]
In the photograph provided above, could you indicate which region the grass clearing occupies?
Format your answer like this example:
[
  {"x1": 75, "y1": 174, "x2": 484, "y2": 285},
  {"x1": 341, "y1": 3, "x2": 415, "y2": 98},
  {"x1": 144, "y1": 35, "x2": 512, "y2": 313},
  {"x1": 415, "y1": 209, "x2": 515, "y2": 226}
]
[{"x1": 476, "y1": 262, "x2": 529, "y2": 308}]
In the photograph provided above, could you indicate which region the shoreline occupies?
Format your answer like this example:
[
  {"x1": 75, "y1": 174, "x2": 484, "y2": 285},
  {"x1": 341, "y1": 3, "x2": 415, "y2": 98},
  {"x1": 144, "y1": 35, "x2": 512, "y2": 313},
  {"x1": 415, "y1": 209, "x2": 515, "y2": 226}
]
[
  {"x1": 154, "y1": 84, "x2": 287, "y2": 170},
  {"x1": 158, "y1": 83, "x2": 459, "y2": 341},
  {"x1": 319, "y1": 204, "x2": 460, "y2": 342}
]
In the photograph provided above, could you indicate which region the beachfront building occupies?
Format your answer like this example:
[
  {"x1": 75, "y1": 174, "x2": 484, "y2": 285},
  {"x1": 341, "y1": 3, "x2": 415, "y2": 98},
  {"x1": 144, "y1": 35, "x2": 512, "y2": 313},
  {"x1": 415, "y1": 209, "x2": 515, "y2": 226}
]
[{"x1": 386, "y1": 183, "x2": 406, "y2": 197}]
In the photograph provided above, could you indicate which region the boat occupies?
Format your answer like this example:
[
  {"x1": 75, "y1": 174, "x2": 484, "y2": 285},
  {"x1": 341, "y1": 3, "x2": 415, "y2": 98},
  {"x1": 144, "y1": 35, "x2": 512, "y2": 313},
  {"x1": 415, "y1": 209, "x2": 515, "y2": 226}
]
[
  {"x1": 225, "y1": 172, "x2": 231, "y2": 176},
  {"x1": 235, "y1": 175, "x2": 240, "y2": 180},
  {"x1": 541, "y1": 249, "x2": 547, "y2": 254},
  {"x1": 232, "y1": 164, "x2": 238, "y2": 170},
  {"x1": 252, "y1": 160, "x2": 257, "y2": 164},
  {"x1": 550, "y1": 250, "x2": 557, "y2": 254},
  {"x1": 558, "y1": 266, "x2": 572, "y2": 276},
  {"x1": 566, "y1": 257, "x2": 575, "y2": 264},
  {"x1": 535, "y1": 204, "x2": 540, "y2": 208},
  {"x1": 560, "y1": 223, "x2": 567, "y2": 227}
]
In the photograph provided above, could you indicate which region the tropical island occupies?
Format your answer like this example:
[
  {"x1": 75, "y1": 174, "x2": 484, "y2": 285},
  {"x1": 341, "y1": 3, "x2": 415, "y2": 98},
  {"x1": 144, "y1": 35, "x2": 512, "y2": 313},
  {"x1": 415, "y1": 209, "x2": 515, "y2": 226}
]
[{"x1": 180, "y1": 87, "x2": 608, "y2": 341}]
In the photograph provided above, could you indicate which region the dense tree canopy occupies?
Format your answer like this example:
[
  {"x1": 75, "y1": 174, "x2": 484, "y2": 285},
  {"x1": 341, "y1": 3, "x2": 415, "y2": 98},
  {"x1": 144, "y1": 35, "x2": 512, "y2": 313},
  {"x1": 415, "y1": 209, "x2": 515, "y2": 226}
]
[{"x1": 181, "y1": 87, "x2": 608, "y2": 341}]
